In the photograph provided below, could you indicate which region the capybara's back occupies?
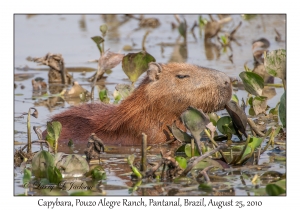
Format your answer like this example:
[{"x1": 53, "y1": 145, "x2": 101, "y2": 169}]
[{"x1": 51, "y1": 62, "x2": 232, "y2": 145}]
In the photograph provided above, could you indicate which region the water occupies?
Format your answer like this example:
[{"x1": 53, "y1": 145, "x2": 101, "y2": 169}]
[{"x1": 14, "y1": 14, "x2": 286, "y2": 196}]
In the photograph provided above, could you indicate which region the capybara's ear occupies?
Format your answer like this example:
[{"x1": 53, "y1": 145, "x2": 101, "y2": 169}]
[{"x1": 147, "y1": 62, "x2": 162, "y2": 81}]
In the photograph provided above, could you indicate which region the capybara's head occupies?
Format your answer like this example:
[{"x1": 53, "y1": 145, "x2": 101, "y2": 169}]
[{"x1": 144, "y1": 62, "x2": 232, "y2": 113}]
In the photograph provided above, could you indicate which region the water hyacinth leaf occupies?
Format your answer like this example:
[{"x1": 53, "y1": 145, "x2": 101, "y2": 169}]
[
  {"x1": 266, "y1": 183, "x2": 286, "y2": 196},
  {"x1": 222, "y1": 124, "x2": 234, "y2": 135},
  {"x1": 113, "y1": 90, "x2": 122, "y2": 104},
  {"x1": 208, "y1": 112, "x2": 219, "y2": 126},
  {"x1": 46, "y1": 121, "x2": 62, "y2": 153},
  {"x1": 225, "y1": 101, "x2": 248, "y2": 137},
  {"x1": 216, "y1": 116, "x2": 236, "y2": 135},
  {"x1": 127, "y1": 154, "x2": 135, "y2": 166},
  {"x1": 122, "y1": 51, "x2": 156, "y2": 83},
  {"x1": 181, "y1": 107, "x2": 210, "y2": 142},
  {"x1": 193, "y1": 158, "x2": 224, "y2": 170},
  {"x1": 100, "y1": 24, "x2": 108, "y2": 36},
  {"x1": 252, "y1": 96, "x2": 268, "y2": 115},
  {"x1": 55, "y1": 154, "x2": 89, "y2": 177},
  {"x1": 91, "y1": 36, "x2": 104, "y2": 45},
  {"x1": 32, "y1": 150, "x2": 55, "y2": 178},
  {"x1": 175, "y1": 156, "x2": 187, "y2": 169},
  {"x1": 171, "y1": 122, "x2": 192, "y2": 143},
  {"x1": 273, "y1": 179, "x2": 286, "y2": 190},
  {"x1": 231, "y1": 94, "x2": 239, "y2": 105},
  {"x1": 99, "y1": 89, "x2": 110, "y2": 103},
  {"x1": 249, "y1": 107, "x2": 255, "y2": 116},
  {"x1": 47, "y1": 166, "x2": 63, "y2": 184},
  {"x1": 248, "y1": 96, "x2": 253, "y2": 106},
  {"x1": 178, "y1": 19, "x2": 187, "y2": 39},
  {"x1": 237, "y1": 137, "x2": 263, "y2": 164},
  {"x1": 273, "y1": 155, "x2": 286, "y2": 161},
  {"x1": 23, "y1": 168, "x2": 31, "y2": 186},
  {"x1": 248, "y1": 136, "x2": 263, "y2": 150},
  {"x1": 199, "y1": 183, "x2": 213, "y2": 192},
  {"x1": 264, "y1": 49, "x2": 286, "y2": 80},
  {"x1": 46, "y1": 121, "x2": 62, "y2": 145},
  {"x1": 239, "y1": 72, "x2": 264, "y2": 96},
  {"x1": 269, "y1": 102, "x2": 280, "y2": 115},
  {"x1": 91, "y1": 165, "x2": 107, "y2": 180},
  {"x1": 70, "y1": 191, "x2": 93, "y2": 196},
  {"x1": 279, "y1": 91, "x2": 286, "y2": 128},
  {"x1": 115, "y1": 84, "x2": 134, "y2": 99},
  {"x1": 185, "y1": 143, "x2": 200, "y2": 157},
  {"x1": 99, "y1": 50, "x2": 124, "y2": 71}
]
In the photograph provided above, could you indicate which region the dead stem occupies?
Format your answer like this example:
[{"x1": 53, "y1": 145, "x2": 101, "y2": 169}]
[
  {"x1": 197, "y1": 165, "x2": 214, "y2": 183},
  {"x1": 180, "y1": 144, "x2": 228, "y2": 177},
  {"x1": 141, "y1": 133, "x2": 147, "y2": 172},
  {"x1": 21, "y1": 140, "x2": 51, "y2": 152},
  {"x1": 247, "y1": 118, "x2": 265, "y2": 137}
]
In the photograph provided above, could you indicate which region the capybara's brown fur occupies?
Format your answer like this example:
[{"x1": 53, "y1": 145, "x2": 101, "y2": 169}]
[{"x1": 50, "y1": 62, "x2": 232, "y2": 145}]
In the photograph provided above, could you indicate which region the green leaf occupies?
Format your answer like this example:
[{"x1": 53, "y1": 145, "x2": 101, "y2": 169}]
[
  {"x1": 127, "y1": 154, "x2": 135, "y2": 166},
  {"x1": 249, "y1": 107, "x2": 255, "y2": 116},
  {"x1": 175, "y1": 156, "x2": 187, "y2": 169},
  {"x1": 181, "y1": 107, "x2": 210, "y2": 142},
  {"x1": 91, "y1": 36, "x2": 104, "y2": 45},
  {"x1": 113, "y1": 90, "x2": 122, "y2": 104},
  {"x1": 99, "y1": 89, "x2": 109, "y2": 103},
  {"x1": 193, "y1": 157, "x2": 224, "y2": 170},
  {"x1": 269, "y1": 102, "x2": 280, "y2": 115},
  {"x1": 279, "y1": 92, "x2": 286, "y2": 128},
  {"x1": 100, "y1": 24, "x2": 108, "y2": 36},
  {"x1": 198, "y1": 183, "x2": 213, "y2": 192},
  {"x1": 170, "y1": 122, "x2": 192, "y2": 143},
  {"x1": 198, "y1": 16, "x2": 207, "y2": 28},
  {"x1": 46, "y1": 121, "x2": 62, "y2": 153},
  {"x1": 32, "y1": 150, "x2": 55, "y2": 178},
  {"x1": 239, "y1": 72, "x2": 264, "y2": 96},
  {"x1": 70, "y1": 191, "x2": 93, "y2": 196},
  {"x1": 231, "y1": 94, "x2": 239, "y2": 105},
  {"x1": 216, "y1": 116, "x2": 236, "y2": 135},
  {"x1": 47, "y1": 166, "x2": 63, "y2": 184},
  {"x1": 122, "y1": 51, "x2": 156, "y2": 83},
  {"x1": 208, "y1": 112, "x2": 219, "y2": 126},
  {"x1": 91, "y1": 165, "x2": 107, "y2": 180},
  {"x1": 178, "y1": 20, "x2": 187, "y2": 39},
  {"x1": 264, "y1": 49, "x2": 286, "y2": 80},
  {"x1": 241, "y1": 14, "x2": 257, "y2": 20},
  {"x1": 23, "y1": 168, "x2": 31, "y2": 187},
  {"x1": 185, "y1": 143, "x2": 200, "y2": 157},
  {"x1": 237, "y1": 137, "x2": 263, "y2": 164},
  {"x1": 266, "y1": 183, "x2": 286, "y2": 196}
]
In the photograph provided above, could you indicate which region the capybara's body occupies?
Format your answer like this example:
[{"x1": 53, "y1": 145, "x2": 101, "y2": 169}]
[{"x1": 51, "y1": 63, "x2": 232, "y2": 145}]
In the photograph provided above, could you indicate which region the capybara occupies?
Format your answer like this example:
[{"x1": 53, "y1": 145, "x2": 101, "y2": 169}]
[{"x1": 50, "y1": 62, "x2": 232, "y2": 145}]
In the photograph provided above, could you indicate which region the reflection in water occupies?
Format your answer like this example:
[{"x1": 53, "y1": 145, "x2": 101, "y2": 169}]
[
  {"x1": 101, "y1": 14, "x2": 129, "y2": 41},
  {"x1": 78, "y1": 15, "x2": 87, "y2": 32},
  {"x1": 168, "y1": 37, "x2": 188, "y2": 63},
  {"x1": 204, "y1": 39, "x2": 220, "y2": 60},
  {"x1": 34, "y1": 97, "x2": 65, "y2": 112}
]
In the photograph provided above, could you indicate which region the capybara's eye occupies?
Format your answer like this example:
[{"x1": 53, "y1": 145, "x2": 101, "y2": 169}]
[
  {"x1": 176, "y1": 75, "x2": 190, "y2": 79},
  {"x1": 224, "y1": 81, "x2": 229, "y2": 85}
]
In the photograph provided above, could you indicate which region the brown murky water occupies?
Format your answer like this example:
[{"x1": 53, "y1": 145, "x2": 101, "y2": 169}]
[{"x1": 14, "y1": 14, "x2": 286, "y2": 196}]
